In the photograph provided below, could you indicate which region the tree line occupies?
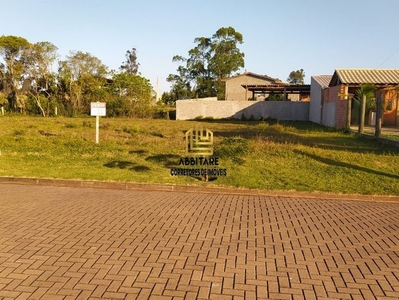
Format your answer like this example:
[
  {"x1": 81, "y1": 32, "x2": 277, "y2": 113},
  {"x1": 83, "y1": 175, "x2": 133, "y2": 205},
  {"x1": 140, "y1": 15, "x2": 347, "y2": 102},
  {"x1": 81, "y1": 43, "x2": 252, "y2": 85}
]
[
  {"x1": 1, "y1": 29, "x2": 307, "y2": 117},
  {"x1": 0, "y1": 36, "x2": 154, "y2": 117}
]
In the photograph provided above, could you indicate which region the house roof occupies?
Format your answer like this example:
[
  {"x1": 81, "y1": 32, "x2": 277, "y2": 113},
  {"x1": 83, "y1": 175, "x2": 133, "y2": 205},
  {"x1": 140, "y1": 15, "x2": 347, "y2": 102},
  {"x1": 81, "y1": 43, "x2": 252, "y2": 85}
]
[
  {"x1": 312, "y1": 75, "x2": 332, "y2": 89},
  {"x1": 222, "y1": 71, "x2": 282, "y2": 83},
  {"x1": 329, "y1": 69, "x2": 399, "y2": 87}
]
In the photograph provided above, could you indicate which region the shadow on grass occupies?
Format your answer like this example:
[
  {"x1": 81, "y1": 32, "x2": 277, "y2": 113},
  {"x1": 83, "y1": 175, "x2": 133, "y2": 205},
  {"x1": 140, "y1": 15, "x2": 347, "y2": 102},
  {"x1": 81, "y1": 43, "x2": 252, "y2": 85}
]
[
  {"x1": 186, "y1": 119, "x2": 399, "y2": 155},
  {"x1": 212, "y1": 128, "x2": 397, "y2": 155},
  {"x1": 129, "y1": 149, "x2": 147, "y2": 155},
  {"x1": 132, "y1": 165, "x2": 151, "y2": 172},
  {"x1": 190, "y1": 176, "x2": 218, "y2": 182},
  {"x1": 145, "y1": 154, "x2": 181, "y2": 168},
  {"x1": 103, "y1": 161, "x2": 150, "y2": 172},
  {"x1": 295, "y1": 149, "x2": 399, "y2": 179},
  {"x1": 190, "y1": 119, "x2": 330, "y2": 131}
]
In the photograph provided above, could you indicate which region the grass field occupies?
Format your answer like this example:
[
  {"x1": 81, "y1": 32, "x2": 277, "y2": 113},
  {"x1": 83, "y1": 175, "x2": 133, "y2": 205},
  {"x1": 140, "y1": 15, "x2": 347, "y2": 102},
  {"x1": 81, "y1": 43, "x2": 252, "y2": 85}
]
[{"x1": 1, "y1": 116, "x2": 399, "y2": 195}]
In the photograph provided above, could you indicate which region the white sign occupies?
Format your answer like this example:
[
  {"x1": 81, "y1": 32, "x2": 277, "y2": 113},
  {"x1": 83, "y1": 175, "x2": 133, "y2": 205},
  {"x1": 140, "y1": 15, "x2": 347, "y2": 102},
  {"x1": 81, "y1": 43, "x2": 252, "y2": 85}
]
[
  {"x1": 90, "y1": 102, "x2": 106, "y2": 116},
  {"x1": 91, "y1": 102, "x2": 106, "y2": 143}
]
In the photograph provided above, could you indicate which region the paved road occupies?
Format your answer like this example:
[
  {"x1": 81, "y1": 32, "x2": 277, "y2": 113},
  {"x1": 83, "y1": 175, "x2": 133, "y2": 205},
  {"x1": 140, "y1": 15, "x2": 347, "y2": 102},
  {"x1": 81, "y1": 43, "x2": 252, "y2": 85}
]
[{"x1": 0, "y1": 183, "x2": 398, "y2": 300}]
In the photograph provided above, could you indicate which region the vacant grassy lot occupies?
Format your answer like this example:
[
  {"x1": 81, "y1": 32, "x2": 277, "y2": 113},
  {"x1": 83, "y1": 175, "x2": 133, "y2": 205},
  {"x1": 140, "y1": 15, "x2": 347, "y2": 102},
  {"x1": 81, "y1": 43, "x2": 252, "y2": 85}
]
[{"x1": 0, "y1": 116, "x2": 398, "y2": 195}]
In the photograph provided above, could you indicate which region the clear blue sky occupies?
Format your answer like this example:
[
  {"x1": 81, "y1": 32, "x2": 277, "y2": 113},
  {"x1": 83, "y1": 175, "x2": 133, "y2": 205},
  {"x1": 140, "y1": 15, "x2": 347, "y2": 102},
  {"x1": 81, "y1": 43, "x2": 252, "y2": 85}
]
[{"x1": 3, "y1": 0, "x2": 399, "y2": 93}]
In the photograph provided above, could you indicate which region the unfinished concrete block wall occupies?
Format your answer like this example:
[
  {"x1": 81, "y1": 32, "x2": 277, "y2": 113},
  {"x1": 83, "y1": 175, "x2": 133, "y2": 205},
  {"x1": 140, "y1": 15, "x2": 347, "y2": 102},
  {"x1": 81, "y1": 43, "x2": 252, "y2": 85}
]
[{"x1": 176, "y1": 100, "x2": 310, "y2": 121}]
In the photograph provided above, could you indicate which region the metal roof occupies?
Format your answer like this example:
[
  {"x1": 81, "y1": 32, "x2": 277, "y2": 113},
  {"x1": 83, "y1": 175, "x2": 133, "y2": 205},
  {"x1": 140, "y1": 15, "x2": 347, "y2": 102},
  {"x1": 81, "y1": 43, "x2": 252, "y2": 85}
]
[
  {"x1": 312, "y1": 75, "x2": 332, "y2": 89},
  {"x1": 330, "y1": 69, "x2": 399, "y2": 86}
]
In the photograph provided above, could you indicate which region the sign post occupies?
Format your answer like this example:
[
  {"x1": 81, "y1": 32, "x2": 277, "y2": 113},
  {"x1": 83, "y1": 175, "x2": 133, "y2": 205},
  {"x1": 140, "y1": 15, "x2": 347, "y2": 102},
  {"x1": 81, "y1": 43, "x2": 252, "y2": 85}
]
[
  {"x1": 90, "y1": 102, "x2": 106, "y2": 144},
  {"x1": 95, "y1": 115, "x2": 100, "y2": 144}
]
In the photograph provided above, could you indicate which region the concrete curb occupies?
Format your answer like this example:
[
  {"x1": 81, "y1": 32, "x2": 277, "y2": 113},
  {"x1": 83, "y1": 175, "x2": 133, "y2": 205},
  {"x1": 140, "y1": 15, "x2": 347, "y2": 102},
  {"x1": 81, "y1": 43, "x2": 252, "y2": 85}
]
[{"x1": 1, "y1": 176, "x2": 398, "y2": 203}]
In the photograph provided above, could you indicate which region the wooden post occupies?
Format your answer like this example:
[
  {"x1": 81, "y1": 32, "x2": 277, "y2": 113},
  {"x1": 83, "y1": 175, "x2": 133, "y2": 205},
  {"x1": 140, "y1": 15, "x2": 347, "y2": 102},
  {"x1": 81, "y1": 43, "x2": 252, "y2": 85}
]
[
  {"x1": 339, "y1": 86, "x2": 352, "y2": 131},
  {"x1": 346, "y1": 96, "x2": 351, "y2": 131},
  {"x1": 375, "y1": 92, "x2": 383, "y2": 138},
  {"x1": 95, "y1": 115, "x2": 100, "y2": 144},
  {"x1": 359, "y1": 94, "x2": 366, "y2": 133}
]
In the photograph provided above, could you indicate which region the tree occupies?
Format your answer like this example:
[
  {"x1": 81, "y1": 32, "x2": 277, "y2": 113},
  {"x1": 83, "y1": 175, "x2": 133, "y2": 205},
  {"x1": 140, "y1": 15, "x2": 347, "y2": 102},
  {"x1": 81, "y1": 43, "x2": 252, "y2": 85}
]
[
  {"x1": 0, "y1": 62, "x2": 5, "y2": 91},
  {"x1": 161, "y1": 91, "x2": 174, "y2": 105},
  {"x1": 169, "y1": 27, "x2": 244, "y2": 99},
  {"x1": 186, "y1": 38, "x2": 214, "y2": 97},
  {"x1": 23, "y1": 41, "x2": 58, "y2": 116},
  {"x1": 0, "y1": 35, "x2": 30, "y2": 111},
  {"x1": 57, "y1": 51, "x2": 108, "y2": 115},
  {"x1": 167, "y1": 57, "x2": 194, "y2": 102},
  {"x1": 167, "y1": 72, "x2": 193, "y2": 101},
  {"x1": 210, "y1": 27, "x2": 244, "y2": 99},
  {"x1": 209, "y1": 27, "x2": 244, "y2": 80},
  {"x1": 287, "y1": 69, "x2": 305, "y2": 84},
  {"x1": 120, "y1": 47, "x2": 140, "y2": 75},
  {"x1": 109, "y1": 73, "x2": 152, "y2": 117},
  {"x1": 355, "y1": 83, "x2": 376, "y2": 134},
  {"x1": 0, "y1": 91, "x2": 7, "y2": 108}
]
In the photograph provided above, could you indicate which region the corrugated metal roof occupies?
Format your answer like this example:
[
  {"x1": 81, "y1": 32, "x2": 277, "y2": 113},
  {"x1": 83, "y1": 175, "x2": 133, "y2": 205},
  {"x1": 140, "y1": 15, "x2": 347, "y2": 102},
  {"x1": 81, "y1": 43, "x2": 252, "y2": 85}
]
[
  {"x1": 335, "y1": 69, "x2": 399, "y2": 85},
  {"x1": 312, "y1": 75, "x2": 332, "y2": 88}
]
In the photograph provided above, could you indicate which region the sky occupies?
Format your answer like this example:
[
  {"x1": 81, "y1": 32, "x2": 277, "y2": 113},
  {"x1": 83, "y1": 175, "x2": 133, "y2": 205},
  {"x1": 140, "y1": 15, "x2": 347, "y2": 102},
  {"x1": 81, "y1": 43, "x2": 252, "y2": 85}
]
[{"x1": 2, "y1": 0, "x2": 399, "y2": 94}]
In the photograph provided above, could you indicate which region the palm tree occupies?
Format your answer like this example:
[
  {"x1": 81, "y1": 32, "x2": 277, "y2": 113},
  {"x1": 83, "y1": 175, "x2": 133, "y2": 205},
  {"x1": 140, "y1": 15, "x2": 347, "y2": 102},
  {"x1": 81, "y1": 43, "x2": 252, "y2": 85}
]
[{"x1": 355, "y1": 83, "x2": 376, "y2": 134}]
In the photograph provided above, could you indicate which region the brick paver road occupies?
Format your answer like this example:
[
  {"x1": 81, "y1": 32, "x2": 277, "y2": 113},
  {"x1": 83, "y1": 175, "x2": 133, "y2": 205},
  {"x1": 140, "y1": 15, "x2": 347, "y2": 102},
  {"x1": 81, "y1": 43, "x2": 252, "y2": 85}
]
[{"x1": 0, "y1": 183, "x2": 398, "y2": 300}]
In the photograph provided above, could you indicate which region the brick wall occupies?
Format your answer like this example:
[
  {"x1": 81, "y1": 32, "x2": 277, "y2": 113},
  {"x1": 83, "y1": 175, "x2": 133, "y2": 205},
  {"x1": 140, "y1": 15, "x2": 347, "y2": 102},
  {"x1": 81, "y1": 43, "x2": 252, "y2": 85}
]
[{"x1": 325, "y1": 85, "x2": 348, "y2": 129}]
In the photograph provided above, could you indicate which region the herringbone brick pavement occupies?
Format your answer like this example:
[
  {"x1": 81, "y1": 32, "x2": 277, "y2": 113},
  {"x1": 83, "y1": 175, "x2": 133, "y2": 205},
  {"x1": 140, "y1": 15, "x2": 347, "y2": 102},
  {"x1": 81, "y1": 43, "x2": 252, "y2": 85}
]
[{"x1": 0, "y1": 183, "x2": 398, "y2": 299}]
